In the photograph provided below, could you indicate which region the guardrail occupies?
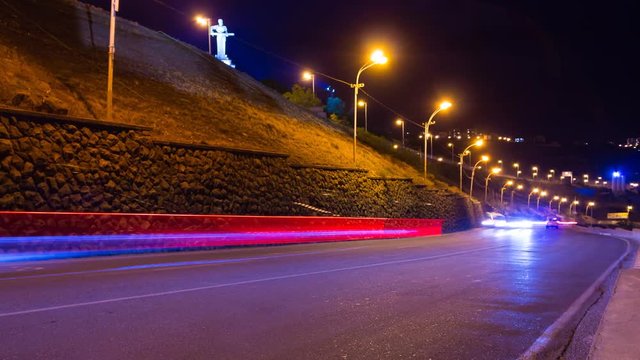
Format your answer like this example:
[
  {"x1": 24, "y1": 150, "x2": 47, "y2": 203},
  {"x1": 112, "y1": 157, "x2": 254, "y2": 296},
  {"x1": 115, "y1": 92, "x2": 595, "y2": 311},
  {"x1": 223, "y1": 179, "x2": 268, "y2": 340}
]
[{"x1": 0, "y1": 211, "x2": 443, "y2": 261}]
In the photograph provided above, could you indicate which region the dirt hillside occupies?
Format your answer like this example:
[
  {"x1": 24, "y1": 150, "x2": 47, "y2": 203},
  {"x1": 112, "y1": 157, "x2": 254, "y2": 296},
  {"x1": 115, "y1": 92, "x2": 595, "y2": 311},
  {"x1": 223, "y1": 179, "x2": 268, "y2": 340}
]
[{"x1": 0, "y1": 0, "x2": 434, "y2": 182}]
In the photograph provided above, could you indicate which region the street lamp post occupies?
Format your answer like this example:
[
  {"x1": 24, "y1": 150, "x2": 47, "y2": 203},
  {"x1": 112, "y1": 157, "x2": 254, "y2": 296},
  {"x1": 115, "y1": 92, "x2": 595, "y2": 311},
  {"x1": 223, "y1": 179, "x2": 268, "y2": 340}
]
[
  {"x1": 470, "y1": 156, "x2": 489, "y2": 199},
  {"x1": 106, "y1": 0, "x2": 120, "y2": 121},
  {"x1": 500, "y1": 180, "x2": 514, "y2": 204},
  {"x1": 569, "y1": 200, "x2": 579, "y2": 214},
  {"x1": 513, "y1": 163, "x2": 520, "y2": 178},
  {"x1": 586, "y1": 201, "x2": 595, "y2": 216},
  {"x1": 510, "y1": 184, "x2": 523, "y2": 205},
  {"x1": 485, "y1": 167, "x2": 501, "y2": 202},
  {"x1": 424, "y1": 101, "x2": 452, "y2": 180},
  {"x1": 447, "y1": 143, "x2": 454, "y2": 162},
  {"x1": 549, "y1": 195, "x2": 560, "y2": 210},
  {"x1": 458, "y1": 139, "x2": 483, "y2": 191},
  {"x1": 357, "y1": 101, "x2": 368, "y2": 132},
  {"x1": 195, "y1": 16, "x2": 212, "y2": 54},
  {"x1": 352, "y1": 50, "x2": 388, "y2": 163},
  {"x1": 395, "y1": 119, "x2": 405, "y2": 147},
  {"x1": 537, "y1": 191, "x2": 547, "y2": 210},
  {"x1": 558, "y1": 198, "x2": 568, "y2": 212},
  {"x1": 303, "y1": 71, "x2": 316, "y2": 96},
  {"x1": 527, "y1": 188, "x2": 539, "y2": 207}
]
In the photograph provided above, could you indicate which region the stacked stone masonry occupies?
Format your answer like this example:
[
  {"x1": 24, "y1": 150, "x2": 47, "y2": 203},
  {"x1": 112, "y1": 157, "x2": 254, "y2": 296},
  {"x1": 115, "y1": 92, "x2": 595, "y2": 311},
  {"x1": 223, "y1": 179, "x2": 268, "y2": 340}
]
[{"x1": 0, "y1": 109, "x2": 481, "y2": 233}]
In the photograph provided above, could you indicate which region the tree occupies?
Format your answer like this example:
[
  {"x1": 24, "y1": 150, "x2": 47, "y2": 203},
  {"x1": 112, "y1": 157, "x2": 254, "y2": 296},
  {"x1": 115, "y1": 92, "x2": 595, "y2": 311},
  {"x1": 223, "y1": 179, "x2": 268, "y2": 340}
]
[
  {"x1": 283, "y1": 84, "x2": 321, "y2": 107},
  {"x1": 325, "y1": 96, "x2": 345, "y2": 117}
]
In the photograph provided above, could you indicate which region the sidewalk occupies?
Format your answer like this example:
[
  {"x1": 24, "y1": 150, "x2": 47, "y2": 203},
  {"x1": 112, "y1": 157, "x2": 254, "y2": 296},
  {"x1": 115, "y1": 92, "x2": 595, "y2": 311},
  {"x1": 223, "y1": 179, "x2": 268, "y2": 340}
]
[{"x1": 589, "y1": 228, "x2": 640, "y2": 360}]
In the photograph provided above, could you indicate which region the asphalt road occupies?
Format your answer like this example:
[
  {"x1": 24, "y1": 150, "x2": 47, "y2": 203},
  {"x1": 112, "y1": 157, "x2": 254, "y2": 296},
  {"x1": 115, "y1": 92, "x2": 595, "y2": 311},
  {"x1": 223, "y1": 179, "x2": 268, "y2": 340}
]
[{"x1": 0, "y1": 228, "x2": 628, "y2": 360}]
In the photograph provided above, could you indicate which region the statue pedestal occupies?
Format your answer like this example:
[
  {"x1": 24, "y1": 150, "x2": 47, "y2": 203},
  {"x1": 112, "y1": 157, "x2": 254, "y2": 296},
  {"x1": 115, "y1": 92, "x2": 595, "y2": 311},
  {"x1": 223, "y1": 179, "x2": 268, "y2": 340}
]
[{"x1": 215, "y1": 55, "x2": 235, "y2": 68}]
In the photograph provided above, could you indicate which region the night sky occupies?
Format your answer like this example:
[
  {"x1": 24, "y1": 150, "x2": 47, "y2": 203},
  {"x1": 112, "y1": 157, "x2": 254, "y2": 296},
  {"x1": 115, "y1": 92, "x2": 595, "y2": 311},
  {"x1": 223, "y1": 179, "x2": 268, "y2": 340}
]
[{"x1": 86, "y1": 0, "x2": 640, "y2": 143}]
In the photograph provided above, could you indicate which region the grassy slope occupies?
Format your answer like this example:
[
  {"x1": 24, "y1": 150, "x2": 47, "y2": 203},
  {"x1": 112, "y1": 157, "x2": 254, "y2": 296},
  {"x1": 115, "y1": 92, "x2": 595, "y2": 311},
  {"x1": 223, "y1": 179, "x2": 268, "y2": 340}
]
[{"x1": 0, "y1": 0, "x2": 441, "y2": 183}]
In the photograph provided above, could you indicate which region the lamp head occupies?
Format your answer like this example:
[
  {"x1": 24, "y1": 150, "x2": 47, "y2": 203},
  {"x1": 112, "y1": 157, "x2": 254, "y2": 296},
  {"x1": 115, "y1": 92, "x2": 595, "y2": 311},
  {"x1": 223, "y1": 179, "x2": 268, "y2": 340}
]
[
  {"x1": 481, "y1": 155, "x2": 489, "y2": 162},
  {"x1": 491, "y1": 167, "x2": 501, "y2": 174},
  {"x1": 370, "y1": 50, "x2": 388, "y2": 64},
  {"x1": 395, "y1": 119, "x2": 403, "y2": 125},
  {"x1": 302, "y1": 71, "x2": 313, "y2": 80},
  {"x1": 195, "y1": 16, "x2": 209, "y2": 27},
  {"x1": 358, "y1": 100, "x2": 366, "y2": 107},
  {"x1": 439, "y1": 101, "x2": 452, "y2": 110}
]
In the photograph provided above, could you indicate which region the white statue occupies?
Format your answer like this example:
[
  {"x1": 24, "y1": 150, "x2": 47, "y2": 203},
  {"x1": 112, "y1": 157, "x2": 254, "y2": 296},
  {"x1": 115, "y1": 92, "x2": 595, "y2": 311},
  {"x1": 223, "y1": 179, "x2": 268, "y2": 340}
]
[{"x1": 210, "y1": 19, "x2": 235, "y2": 68}]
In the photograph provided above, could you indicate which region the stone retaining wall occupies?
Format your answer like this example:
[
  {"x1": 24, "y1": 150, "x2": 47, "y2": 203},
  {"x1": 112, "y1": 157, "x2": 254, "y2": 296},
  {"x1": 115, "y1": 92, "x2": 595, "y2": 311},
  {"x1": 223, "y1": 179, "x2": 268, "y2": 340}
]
[{"x1": 0, "y1": 108, "x2": 481, "y2": 232}]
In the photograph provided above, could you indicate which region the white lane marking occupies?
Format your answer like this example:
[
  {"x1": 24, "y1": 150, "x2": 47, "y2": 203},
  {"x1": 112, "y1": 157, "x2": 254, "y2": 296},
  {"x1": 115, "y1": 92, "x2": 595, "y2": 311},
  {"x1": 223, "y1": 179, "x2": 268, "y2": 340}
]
[
  {"x1": 518, "y1": 235, "x2": 630, "y2": 359},
  {"x1": 0, "y1": 245, "x2": 371, "y2": 282},
  {"x1": 0, "y1": 245, "x2": 505, "y2": 318}
]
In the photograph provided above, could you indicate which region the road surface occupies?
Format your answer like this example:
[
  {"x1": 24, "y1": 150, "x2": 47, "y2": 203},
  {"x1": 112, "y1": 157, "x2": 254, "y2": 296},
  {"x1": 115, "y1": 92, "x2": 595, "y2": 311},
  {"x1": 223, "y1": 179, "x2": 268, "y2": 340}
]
[{"x1": 0, "y1": 228, "x2": 628, "y2": 359}]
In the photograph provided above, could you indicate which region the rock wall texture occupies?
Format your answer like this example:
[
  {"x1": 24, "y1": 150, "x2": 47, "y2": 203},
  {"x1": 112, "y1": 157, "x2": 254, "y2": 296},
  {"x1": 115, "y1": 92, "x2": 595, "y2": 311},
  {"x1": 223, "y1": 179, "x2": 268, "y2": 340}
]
[{"x1": 0, "y1": 108, "x2": 481, "y2": 232}]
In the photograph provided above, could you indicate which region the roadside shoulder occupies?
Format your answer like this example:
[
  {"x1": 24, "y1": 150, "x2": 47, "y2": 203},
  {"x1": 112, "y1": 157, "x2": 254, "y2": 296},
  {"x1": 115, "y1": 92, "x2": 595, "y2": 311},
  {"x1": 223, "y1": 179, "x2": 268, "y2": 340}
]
[{"x1": 590, "y1": 268, "x2": 640, "y2": 360}]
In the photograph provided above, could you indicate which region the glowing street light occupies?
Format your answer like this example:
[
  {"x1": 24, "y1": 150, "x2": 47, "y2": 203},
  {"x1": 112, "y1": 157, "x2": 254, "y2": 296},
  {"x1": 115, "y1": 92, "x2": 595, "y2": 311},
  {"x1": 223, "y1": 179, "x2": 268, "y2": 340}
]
[
  {"x1": 537, "y1": 191, "x2": 548, "y2": 210},
  {"x1": 459, "y1": 139, "x2": 483, "y2": 191},
  {"x1": 627, "y1": 205, "x2": 633, "y2": 217},
  {"x1": 357, "y1": 100, "x2": 369, "y2": 132},
  {"x1": 532, "y1": 166, "x2": 538, "y2": 180},
  {"x1": 395, "y1": 118, "x2": 405, "y2": 147},
  {"x1": 558, "y1": 197, "x2": 568, "y2": 212},
  {"x1": 447, "y1": 142, "x2": 455, "y2": 161},
  {"x1": 549, "y1": 195, "x2": 560, "y2": 210},
  {"x1": 470, "y1": 155, "x2": 489, "y2": 199},
  {"x1": 195, "y1": 15, "x2": 213, "y2": 54},
  {"x1": 500, "y1": 180, "x2": 514, "y2": 204},
  {"x1": 424, "y1": 101, "x2": 453, "y2": 180},
  {"x1": 569, "y1": 200, "x2": 579, "y2": 214},
  {"x1": 586, "y1": 201, "x2": 595, "y2": 216},
  {"x1": 484, "y1": 167, "x2": 501, "y2": 203},
  {"x1": 513, "y1": 163, "x2": 520, "y2": 178},
  {"x1": 527, "y1": 188, "x2": 539, "y2": 207},
  {"x1": 510, "y1": 184, "x2": 523, "y2": 204},
  {"x1": 302, "y1": 71, "x2": 316, "y2": 96},
  {"x1": 352, "y1": 49, "x2": 388, "y2": 163}
]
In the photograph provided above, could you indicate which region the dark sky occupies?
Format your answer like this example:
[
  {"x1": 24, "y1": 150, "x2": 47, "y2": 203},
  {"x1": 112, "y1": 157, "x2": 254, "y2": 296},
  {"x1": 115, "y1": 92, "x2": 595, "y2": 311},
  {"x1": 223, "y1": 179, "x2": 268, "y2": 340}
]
[{"x1": 87, "y1": 0, "x2": 640, "y2": 142}]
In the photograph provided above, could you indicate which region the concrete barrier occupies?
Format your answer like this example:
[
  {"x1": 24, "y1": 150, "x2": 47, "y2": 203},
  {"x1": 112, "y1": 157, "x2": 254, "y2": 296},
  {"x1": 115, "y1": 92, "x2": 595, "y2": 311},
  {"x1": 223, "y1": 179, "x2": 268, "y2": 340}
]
[{"x1": 0, "y1": 211, "x2": 443, "y2": 261}]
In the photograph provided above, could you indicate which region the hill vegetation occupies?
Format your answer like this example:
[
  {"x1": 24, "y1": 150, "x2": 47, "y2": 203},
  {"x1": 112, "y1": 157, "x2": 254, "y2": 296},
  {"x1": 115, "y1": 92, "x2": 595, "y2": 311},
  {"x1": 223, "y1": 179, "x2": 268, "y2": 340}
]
[{"x1": 0, "y1": 0, "x2": 450, "y2": 185}]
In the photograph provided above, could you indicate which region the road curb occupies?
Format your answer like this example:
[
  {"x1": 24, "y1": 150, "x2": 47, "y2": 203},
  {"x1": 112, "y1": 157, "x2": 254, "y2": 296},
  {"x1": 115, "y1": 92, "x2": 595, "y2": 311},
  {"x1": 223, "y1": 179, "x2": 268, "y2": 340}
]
[{"x1": 518, "y1": 232, "x2": 631, "y2": 359}]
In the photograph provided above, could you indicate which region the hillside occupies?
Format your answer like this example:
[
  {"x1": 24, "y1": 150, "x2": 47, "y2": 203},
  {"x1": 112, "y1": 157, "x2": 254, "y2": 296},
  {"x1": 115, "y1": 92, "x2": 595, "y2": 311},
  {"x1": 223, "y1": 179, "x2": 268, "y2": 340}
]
[{"x1": 0, "y1": 0, "x2": 438, "y2": 183}]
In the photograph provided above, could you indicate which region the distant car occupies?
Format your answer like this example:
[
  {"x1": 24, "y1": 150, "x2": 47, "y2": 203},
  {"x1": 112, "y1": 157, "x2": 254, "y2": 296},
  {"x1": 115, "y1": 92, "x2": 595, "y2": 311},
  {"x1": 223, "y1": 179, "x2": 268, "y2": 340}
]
[
  {"x1": 546, "y1": 217, "x2": 559, "y2": 229},
  {"x1": 482, "y1": 212, "x2": 507, "y2": 227}
]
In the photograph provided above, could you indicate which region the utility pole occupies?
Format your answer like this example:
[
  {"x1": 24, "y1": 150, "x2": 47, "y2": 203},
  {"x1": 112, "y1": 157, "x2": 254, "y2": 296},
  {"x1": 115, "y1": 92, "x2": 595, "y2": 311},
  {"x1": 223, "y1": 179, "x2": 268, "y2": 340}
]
[{"x1": 106, "y1": 0, "x2": 119, "y2": 120}]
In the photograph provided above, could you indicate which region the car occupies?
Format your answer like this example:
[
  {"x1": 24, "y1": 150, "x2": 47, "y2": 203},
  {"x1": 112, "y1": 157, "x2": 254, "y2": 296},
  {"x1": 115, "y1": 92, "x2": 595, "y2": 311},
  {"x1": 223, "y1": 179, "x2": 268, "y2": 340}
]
[{"x1": 546, "y1": 217, "x2": 559, "y2": 229}]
